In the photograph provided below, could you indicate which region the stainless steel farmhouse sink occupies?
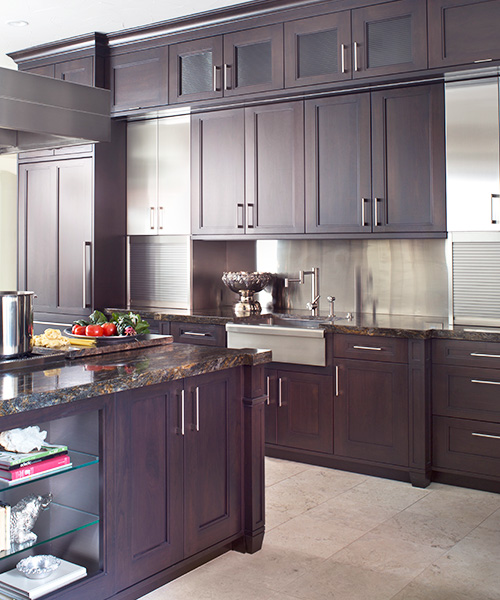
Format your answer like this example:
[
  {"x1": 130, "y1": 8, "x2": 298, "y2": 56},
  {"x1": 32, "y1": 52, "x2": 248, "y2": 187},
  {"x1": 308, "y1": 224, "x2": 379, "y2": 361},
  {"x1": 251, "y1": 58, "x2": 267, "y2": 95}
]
[{"x1": 225, "y1": 320, "x2": 327, "y2": 366}]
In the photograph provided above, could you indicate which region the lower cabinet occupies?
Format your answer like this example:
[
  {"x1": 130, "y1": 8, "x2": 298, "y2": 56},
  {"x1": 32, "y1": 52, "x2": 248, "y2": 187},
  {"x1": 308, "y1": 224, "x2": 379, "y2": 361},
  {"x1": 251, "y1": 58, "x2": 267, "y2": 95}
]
[
  {"x1": 265, "y1": 367, "x2": 333, "y2": 454},
  {"x1": 114, "y1": 369, "x2": 242, "y2": 591}
]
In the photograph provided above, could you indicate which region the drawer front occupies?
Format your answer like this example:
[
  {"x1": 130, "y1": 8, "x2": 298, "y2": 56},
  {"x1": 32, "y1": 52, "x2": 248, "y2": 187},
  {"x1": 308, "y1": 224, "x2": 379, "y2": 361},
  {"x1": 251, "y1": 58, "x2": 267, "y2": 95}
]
[
  {"x1": 334, "y1": 334, "x2": 407, "y2": 363},
  {"x1": 170, "y1": 322, "x2": 226, "y2": 346},
  {"x1": 433, "y1": 416, "x2": 500, "y2": 478},
  {"x1": 433, "y1": 339, "x2": 500, "y2": 368},
  {"x1": 433, "y1": 364, "x2": 500, "y2": 423}
]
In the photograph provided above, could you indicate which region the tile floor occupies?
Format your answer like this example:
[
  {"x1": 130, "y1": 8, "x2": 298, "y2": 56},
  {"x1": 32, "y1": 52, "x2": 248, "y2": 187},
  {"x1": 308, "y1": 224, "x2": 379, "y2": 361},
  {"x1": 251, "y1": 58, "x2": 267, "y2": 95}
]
[{"x1": 140, "y1": 458, "x2": 500, "y2": 600}]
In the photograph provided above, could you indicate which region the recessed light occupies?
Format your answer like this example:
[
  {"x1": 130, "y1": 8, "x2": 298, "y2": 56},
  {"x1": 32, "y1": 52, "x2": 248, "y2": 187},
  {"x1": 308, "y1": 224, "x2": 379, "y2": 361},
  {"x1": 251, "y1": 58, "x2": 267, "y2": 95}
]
[{"x1": 7, "y1": 20, "x2": 29, "y2": 27}]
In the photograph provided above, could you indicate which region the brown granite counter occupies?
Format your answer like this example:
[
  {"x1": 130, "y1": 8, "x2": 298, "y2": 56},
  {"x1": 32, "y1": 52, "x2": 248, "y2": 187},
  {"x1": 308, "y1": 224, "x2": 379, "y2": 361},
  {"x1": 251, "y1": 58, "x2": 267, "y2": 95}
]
[{"x1": 0, "y1": 344, "x2": 271, "y2": 417}]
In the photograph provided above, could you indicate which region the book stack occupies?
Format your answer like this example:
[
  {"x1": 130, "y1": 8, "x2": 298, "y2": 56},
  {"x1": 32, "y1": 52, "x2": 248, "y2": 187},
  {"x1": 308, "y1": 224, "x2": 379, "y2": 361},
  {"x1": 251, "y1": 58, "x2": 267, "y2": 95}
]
[
  {"x1": 0, "y1": 445, "x2": 71, "y2": 486},
  {"x1": 0, "y1": 559, "x2": 86, "y2": 599},
  {"x1": 0, "y1": 503, "x2": 9, "y2": 552}
]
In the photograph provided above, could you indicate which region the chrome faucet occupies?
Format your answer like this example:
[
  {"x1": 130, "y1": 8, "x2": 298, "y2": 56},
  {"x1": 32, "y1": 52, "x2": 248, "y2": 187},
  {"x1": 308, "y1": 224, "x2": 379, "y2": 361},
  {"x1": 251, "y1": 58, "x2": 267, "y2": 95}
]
[{"x1": 284, "y1": 267, "x2": 320, "y2": 316}]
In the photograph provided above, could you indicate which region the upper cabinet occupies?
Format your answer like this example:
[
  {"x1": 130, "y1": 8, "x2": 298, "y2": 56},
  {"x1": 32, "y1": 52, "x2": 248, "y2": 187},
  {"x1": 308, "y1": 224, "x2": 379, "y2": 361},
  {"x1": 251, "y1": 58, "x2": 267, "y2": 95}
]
[
  {"x1": 110, "y1": 46, "x2": 169, "y2": 112},
  {"x1": 428, "y1": 0, "x2": 500, "y2": 68},
  {"x1": 285, "y1": 0, "x2": 427, "y2": 88},
  {"x1": 169, "y1": 25, "x2": 284, "y2": 104},
  {"x1": 305, "y1": 84, "x2": 446, "y2": 235}
]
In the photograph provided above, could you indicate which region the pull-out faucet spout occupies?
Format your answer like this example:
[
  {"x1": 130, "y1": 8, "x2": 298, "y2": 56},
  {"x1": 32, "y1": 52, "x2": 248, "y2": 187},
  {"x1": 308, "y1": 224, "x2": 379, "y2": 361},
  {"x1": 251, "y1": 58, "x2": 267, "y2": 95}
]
[{"x1": 284, "y1": 267, "x2": 320, "y2": 315}]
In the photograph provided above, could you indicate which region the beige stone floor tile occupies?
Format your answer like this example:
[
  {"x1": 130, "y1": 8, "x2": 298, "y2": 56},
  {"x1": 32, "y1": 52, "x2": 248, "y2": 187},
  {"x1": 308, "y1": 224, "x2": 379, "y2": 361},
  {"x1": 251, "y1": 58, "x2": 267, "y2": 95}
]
[
  {"x1": 331, "y1": 530, "x2": 446, "y2": 578},
  {"x1": 283, "y1": 560, "x2": 411, "y2": 600},
  {"x1": 335, "y1": 475, "x2": 431, "y2": 512},
  {"x1": 369, "y1": 507, "x2": 477, "y2": 550},
  {"x1": 265, "y1": 457, "x2": 311, "y2": 487},
  {"x1": 478, "y1": 507, "x2": 500, "y2": 532},
  {"x1": 264, "y1": 512, "x2": 366, "y2": 558},
  {"x1": 391, "y1": 572, "x2": 499, "y2": 600}
]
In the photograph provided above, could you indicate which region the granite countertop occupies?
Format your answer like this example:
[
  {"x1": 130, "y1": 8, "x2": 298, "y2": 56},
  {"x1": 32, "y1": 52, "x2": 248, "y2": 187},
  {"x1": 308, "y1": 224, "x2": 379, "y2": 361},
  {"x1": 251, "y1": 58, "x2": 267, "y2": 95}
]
[{"x1": 0, "y1": 344, "x2": 271, "y2": 417}]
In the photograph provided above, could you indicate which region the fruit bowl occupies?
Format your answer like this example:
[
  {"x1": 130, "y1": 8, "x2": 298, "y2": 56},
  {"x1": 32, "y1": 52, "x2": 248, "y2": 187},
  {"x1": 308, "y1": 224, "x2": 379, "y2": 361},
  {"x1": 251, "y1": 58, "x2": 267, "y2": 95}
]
[{"x1": 222, "y1": 272, "x2": 273, "y2": 315}]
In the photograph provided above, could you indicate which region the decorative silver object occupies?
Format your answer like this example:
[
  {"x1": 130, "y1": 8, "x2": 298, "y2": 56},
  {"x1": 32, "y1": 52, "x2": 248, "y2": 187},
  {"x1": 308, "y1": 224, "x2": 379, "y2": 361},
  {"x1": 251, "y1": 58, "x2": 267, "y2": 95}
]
[
  {"x1": 222, "y1": 272, "x2": 273, "y2": 316},
  {"x1": 11, "y1": 493, "x2": 53, "y2": 545},
  {"x1": 16, "y1": 555, "x2": 61, "y2": 579}
]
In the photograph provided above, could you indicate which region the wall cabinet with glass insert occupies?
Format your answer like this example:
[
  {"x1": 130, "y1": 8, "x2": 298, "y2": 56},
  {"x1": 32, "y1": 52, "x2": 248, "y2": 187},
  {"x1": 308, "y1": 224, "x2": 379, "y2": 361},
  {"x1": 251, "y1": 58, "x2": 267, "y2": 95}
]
[
  {"x1": 169, "y1": 24, "x2": 283, "y2": 104},
  {"x1": 285, "y1": 0, "x2": 427, "y2": 88}
]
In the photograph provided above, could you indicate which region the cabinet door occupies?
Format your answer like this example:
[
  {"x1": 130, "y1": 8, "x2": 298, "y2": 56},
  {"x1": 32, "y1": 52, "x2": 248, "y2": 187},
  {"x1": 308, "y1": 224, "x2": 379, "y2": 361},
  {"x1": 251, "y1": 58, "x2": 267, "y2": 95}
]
[
  {"x1": 371, "y1": 84, "x2": 446, "y2": 234},
  {"x1": 127, "y1": 120, "x2": 158, "y2": 235},
  {"x1": 191, "y1": 109, "x2": 245, "y2": 235},
  {"x1": 169, "y1": 37, "x2": 223, "y2": 104},
  {"x1": 245, "y1": 102, "x2": 305, "y2": 234},
  {"x1": 184, "y1": 369, "x2": 242, "y2": 556},
  {"x1": 58, "y1": 158, "x2": 93, "y2": 313},
  {"x1": 223, "y1": 25, "x2": 284, "y2": 96},
  {"x1": 55, "y1": 57, "x2": 94, "y2": 86},
  {"x1": 19, "y1": 163, "x2": 58, "y2": 313},
  {"x1": 114, "y1": 382, "x2": 184, "y2": 589},
  {"x1": 276, "y1": 370, "x2": 334, "y2": 454},
  {"x1": 429, "y1": 0, "x2": 500, "y2": 68},
  {"x1": 305, "y1": 94, "x2": 371, "y2": 233},
  {"x1": 110, "y1": 47, "x2": 168, "y2": 112},
  {"x1": 351, "y1": 0, "x2": 427, "y2": 78},
  {"x1": 285, "y1": 11, "x2": 351, "y2": 88},
  {"x1": 335, "y1": 359, "x2": 409, "y2": 466}
]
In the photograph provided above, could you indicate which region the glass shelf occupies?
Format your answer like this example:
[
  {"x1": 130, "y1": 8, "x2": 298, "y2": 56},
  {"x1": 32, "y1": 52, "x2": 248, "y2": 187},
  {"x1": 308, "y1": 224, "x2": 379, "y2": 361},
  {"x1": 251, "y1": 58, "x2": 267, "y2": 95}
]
[
  {"x1": 0, "y1": 451, "x2": 98, "y2": 492},
  {"x1": 0, "y1": 502, "x2": 99, "y2": 560}
]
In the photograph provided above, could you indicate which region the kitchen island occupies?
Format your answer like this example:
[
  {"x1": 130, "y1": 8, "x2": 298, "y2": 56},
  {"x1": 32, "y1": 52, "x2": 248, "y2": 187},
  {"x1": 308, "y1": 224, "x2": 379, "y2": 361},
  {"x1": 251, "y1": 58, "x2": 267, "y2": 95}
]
[{"x1": 0, "y1": 343, "x2": 271, "y2": 600}]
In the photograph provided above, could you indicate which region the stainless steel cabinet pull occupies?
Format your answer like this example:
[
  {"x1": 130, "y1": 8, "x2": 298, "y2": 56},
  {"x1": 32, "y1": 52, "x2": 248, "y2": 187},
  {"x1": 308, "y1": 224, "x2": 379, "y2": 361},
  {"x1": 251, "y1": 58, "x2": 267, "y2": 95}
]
[
  {"x1": 374, "y1": 198, "x2": 382, "y2": 227},
  {"x1": 361, "y1": 198, "x2": 369, "y2": 226},
  {"x1": 278, "y1": 377, "x2": 283, "y2": 408},
  {"x1": 335, "y1": 365, "x2": 339, "y2": 397},
  {"x1": 353, "y1": 42, "x2": 359, "y2": 72},
  {"x1": 237, "y1": 203, "x2": 244, "y2": 228},
  {"x1": 471, "y1": 353, "x2": 500, "y2": 358},
  {"x1": 195, "y1": 387, "x2": 200, "y2": 432},
  {"x1": 341, "y1": 44, "x2": 346, "y2": 74},
  {"x1": 472, "y1": 432, "x2": 500, "y2": 440},
  {"x1": 183, "y1": 331, "x2": 209, "y2": 337},
  {"x1": 181, "y1": 390, "x2": 185, "y2": 436},
  {"x1": 353, "y1": 345, "x2": 383, "y2": 351},
  {"x1": 471, "y1": 379, "x2": 500, "y2": 386},
  {"x1": 82, "y1": 241, "x2": 91, "y2": 309},
  {"x1": 224, "y1": 63, "x2": 232, "y2": 90},
  {"x1": 158, "y1": 206, "x2": 164, "y2": 230},
  {"x1": 491, "y1": 193, "x2": 499, "y2": 224},
  {"x1": 247, "y1": 203, "x2": 255, "y2": 228},
  {"x1": 150, "y1": 206, "x2": 155, "y2": 230},
  {"x1": 266, "y1": 376, "x2": 270, "y2": 405},
  {"x1": 213, "y1": 65, "x2": 221, "y2": 91},
  {"x1": 474, "y1": 58, "x2": 493, "y2": 63}
]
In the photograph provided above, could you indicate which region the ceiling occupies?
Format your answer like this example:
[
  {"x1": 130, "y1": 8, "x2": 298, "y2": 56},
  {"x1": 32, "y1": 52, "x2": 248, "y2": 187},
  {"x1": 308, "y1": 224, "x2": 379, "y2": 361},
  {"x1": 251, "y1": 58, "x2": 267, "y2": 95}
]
[{"x1": 0, "y1": 0, "x2": 253, "y2": 68}]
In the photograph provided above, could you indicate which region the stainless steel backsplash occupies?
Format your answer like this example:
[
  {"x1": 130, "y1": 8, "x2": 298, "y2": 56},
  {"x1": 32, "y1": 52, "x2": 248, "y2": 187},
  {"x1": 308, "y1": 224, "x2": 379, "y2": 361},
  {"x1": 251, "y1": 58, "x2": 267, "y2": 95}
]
[{"x1": 252, "y1": 238, "x2": 450, "y2": 318}]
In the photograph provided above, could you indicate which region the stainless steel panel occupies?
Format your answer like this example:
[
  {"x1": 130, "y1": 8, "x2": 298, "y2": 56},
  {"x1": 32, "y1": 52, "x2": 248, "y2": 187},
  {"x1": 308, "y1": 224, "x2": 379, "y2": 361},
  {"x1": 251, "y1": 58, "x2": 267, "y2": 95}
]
[
  {"x1": 0, "y1": 291, "x2": 34, "y2": 358},
  {"x1": 0, "y1": 67, "x2": 110, "y2": 154},
  {"x1": 445, "y1": 78, "x2": 500, "y2": 231},
  {"x1": 253, "y1": 238, "x2": 449, "y2": 318}
]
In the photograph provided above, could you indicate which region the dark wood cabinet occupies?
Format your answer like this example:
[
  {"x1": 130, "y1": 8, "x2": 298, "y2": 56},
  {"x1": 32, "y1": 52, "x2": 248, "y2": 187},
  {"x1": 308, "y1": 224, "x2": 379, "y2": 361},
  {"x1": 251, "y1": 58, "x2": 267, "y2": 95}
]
[
  {"x1": 285, "y1": 0, "x2": 426, "y2": 89},
  {"x1": 192, "y1": 101, "x2": 304, "y2": 236},
  {"x1": 169, "y1": 25, "x2": 283, "y2": 104},
  {"x1": 17, "y1": 125, "x2": 127, "y2": 324},
  {"x1": 23, "y1": 57, "x2": 97, "y2": 86},
  {"x1": 306, "y1": 84, "x2": 446, "y2": 235},
  {"x1": 265, "y1": 368, "x2": 333, "y2": 454},
  {"x1": 245, "y1": 102, "x2": 305, "y2": 235},
  {"x1": 169, "y1": 322, "x2": 226, "y2": 346},
  {"x1": 428, "y1": 0, "x2": 500, "y2": 68},
  {"x1": 115, "y1": 369, "x2": 242, "y2": 589},
  {"x1": 110, "y1": 46, "x2": 168, "y2": 112}
]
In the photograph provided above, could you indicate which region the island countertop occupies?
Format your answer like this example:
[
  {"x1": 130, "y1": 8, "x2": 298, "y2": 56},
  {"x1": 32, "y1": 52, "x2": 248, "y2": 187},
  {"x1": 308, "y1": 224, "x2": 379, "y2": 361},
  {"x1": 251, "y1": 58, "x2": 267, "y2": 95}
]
[{"x1": 0, "y1": 343, "x2": 271, "y2": 417}]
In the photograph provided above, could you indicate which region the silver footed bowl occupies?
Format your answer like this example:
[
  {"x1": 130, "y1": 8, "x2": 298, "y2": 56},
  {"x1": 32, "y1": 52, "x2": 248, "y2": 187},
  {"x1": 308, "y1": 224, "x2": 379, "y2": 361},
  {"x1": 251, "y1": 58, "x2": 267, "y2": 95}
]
[
  {"x1": 222, "y1": 272, "x2": 273, "y2": 293},
  {"x1": 17, "y1": 555, "x2": 61, "y2": 579}
]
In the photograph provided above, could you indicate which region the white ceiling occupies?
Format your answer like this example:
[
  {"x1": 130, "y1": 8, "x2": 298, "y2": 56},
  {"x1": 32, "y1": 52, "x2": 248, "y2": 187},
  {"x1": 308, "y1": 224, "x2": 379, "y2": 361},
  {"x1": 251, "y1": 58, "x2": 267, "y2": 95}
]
[{"x1": 0, "y1": 0, "x2": 253, "y2": 68}]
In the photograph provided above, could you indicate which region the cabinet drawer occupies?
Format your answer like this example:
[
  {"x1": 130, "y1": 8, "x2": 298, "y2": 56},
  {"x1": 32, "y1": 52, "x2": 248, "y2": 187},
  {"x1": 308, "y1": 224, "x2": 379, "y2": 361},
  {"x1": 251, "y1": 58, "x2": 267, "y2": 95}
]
[
  {"x1": 433, "y1": 339, "x2": 500, "y2": 368},
  {"x1": 170, "y1": 322, "x2": 226, "y2": 346},
  {"x1": 334, "y1": 334, "x2": 407, "y2": 363},
  {"x1": 433, "y1": 364, "x2": 500, "y2": 423},
  {"x1": 433, "y1": 416, "x2": 500, "y2": 478}
]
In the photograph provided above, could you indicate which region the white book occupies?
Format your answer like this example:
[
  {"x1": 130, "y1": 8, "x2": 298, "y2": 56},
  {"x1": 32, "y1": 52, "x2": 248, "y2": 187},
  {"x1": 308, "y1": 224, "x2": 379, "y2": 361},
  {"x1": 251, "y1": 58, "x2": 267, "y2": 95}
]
[{"x1": 0, "y1": 558, "x2": 86, "y2": 599}]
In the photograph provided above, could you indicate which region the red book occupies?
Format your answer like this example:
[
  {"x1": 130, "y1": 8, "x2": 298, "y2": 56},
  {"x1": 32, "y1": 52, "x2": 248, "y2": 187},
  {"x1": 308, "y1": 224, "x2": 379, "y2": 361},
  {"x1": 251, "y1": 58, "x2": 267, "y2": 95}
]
[{"x1": 0, "y1": 453, "x2": 70, "y2": 481}]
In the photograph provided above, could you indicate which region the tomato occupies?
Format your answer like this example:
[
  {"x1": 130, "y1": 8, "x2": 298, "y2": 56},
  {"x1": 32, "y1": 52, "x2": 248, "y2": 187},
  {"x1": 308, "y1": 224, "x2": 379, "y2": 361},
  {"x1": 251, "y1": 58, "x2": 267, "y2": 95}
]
[
  {"x1": 102, "y1": 322, "x2": 117, "y2": 336},
  {"x1": 72, "y1": 325, "x2": 86, "y2": 336},
  {"x1": 86, "y1": 325, "x2": 104, "y2": 337}
]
